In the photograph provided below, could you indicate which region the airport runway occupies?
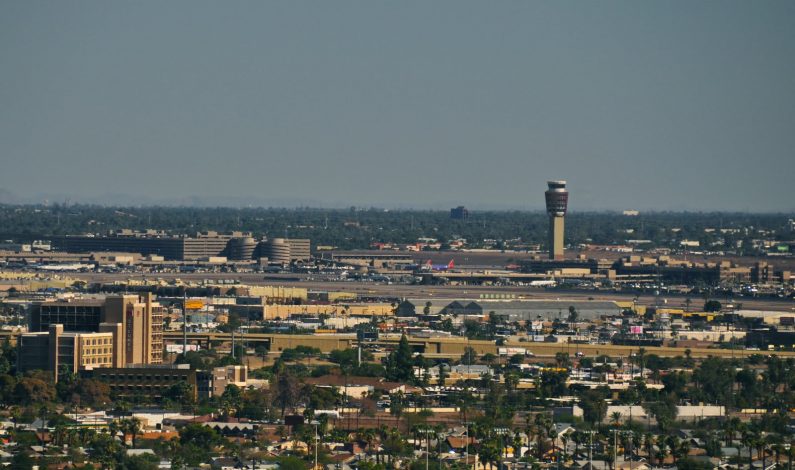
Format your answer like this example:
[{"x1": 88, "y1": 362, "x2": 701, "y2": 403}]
[{"x1": 72, "y1": 271, "x2": 795, "y2": 312}]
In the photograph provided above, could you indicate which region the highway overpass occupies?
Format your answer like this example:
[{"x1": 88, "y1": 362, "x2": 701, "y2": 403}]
[{"x1": 2, "y1": 330, "x2": 792, "y2": 360}]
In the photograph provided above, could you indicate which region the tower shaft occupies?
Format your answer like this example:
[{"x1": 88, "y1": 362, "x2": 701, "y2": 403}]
[{"x1": 549, "y1": 215, "x2": 565, "y2": 260}]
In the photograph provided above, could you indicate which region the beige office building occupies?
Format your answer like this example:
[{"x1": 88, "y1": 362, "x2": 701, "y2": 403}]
[
  {"x1": 286, "y1": 239, "x2": 311, "y2": 261},
  {"x1": 104, "y1": 294, "x2": 164, "y2": 365},
  {"x1": 22, "y1": 293, "x2": 165, "y2": 377},
  {"x1": 18, "y1": 324, "x2": 122, "y2": 378}
]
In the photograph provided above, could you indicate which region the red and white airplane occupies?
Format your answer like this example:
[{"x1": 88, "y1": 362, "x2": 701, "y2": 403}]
[{"x1": 422, "y1": 259, "x2": 455, "y2": 271}]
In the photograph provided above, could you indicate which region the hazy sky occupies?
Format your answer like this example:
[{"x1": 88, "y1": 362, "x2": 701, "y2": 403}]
[{"x1": 1, "y1": 2, "x2": 794, "y2": 211}]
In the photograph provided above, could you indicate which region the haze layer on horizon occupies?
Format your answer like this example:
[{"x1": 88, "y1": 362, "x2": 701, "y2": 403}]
[{"x1": 1, "y1": 2, "x2": 794, "y2": 212}]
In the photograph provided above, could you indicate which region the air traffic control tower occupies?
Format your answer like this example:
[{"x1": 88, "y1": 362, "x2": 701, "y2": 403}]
[{"x1": 545, "y1": 180, "x2": 569, "y2": 260}]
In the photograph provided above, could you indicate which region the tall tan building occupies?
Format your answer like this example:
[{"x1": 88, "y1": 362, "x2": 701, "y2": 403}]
[
  {"x1": 103, "y1": 293, "x2": 164, "y2": 365},
  {"x1": 22, "y1": 293, "x2": 164, "y2": 377},
  {"x1": 544, "y1": 180, "x2": 569, "y2": 260}
]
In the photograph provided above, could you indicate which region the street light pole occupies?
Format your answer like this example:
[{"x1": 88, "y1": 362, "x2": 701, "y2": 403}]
[
  {"x1": 426, "y1": 426, "x2": 429, "y2": 470},
  {"x1": 584, "y1": 430, "x2": 596, "y2": 470},
  {"x1": 314, "y1": 421, "x2": 319, "y2": 470},
  {"x1": 464, "y1": 422, "x2": 469, "y2": 470},
  {"x1": 438, "y1": 429, "x2": 442, "y2": 470}
]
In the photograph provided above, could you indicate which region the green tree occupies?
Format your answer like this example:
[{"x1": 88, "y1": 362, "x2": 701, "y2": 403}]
[
  {"x1": 74, "y1": 378, "x2": 111, "y2": 408},
  {"x1": 644, "y1": 395, "x2": 678, "y2": 432},
  {"x1": 580, "y1": 389, "x2": 609, "y2": 425},
  {"x1": 568, "y1": 306, "x2": 578, "y2": 323},
  {"x1": 390, "y1": 391, "x2": 406, "y2": 431},
  {"x1": 703, "y1": 300, "x2": 722, "y2": 312},
  {"x1": 460, "y1": 347, "x2": 477, "y2": 366},
  {"x1": 166, "y1": 381, "x2": 195, "y2": 405},
  {"x1": 273, "y1": 370, "x2": 300, "y2": 417},
  {"x1": 179, "y1": 423, "x2": 220, "y2": 449},
  {"x1": 9, "y1": 451, "x2": 34, "y2": 470},
  {"x1": 121, "y1": 453, "x2": 160, "y2": 470},
  {"x1": 119, "y1": 417, "x2": 142, "y2": 448},
  {"x1": 385, "y1": 334, "x2": 414, "y2": 382},
  {"x1": 278, "y1": 456, "x2": 308, "y2": 470},
  {"x1": 220, "y1": 384, "x2": 242, "y2": 417},
  {"x1": 438, "y1": 363, "x2": 448, "y2": 386},
  {"x1": 329, "y1": 348, "x2": 373, "y2": 370},
  {"x1": 14, "y1": 374, "x2": 55, "y2": 405}
]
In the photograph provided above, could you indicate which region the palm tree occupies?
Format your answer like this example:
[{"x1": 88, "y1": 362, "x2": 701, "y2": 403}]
[
  {"x1": 555, "y1": 352, "x2": 571, "y2": 369},
  {"x1": 758, "y1": 433, "x2": 774, "y2": 470},
  {"x1": 571, "y1": 431, "x2": 584, "y2": 459},
  {"x1": 375, "y1": 425, "x2": 389, "y2": 464},
  {"x1": 512, "y1": 430, "x2": 524, "y2": 460},
  {"x1": 66, "y1": 428, "x2": 79, "y2": 447},
  {"x1": 77, "y1": 427, "x2": 94, "y2": 448},
  {"x1": 771, "y1": 438, "x2": 785, "y2": 469},
  {"x1": 644, "y1": 433, "x2": 655, "y2": 466},
  {"x1": 684, "y1": 348, "x2": 694, "y2": 367},
  {"x1": 666, "y1": 436, "x2": 681, "y2": 465},
  {"x1": 108, "y1": 420, "x2": 120, "y2": 441},
  {"x1": 120, "y1": 417, "x2": 142, "y2": 449},
  {"x1": 359, "y1": 428, "x2": 377, "y2": 461},
  {"x1": 655, "y1": 447, "x2": 667, "y2": 467},
  {"x1": 53, "y1": 425, "x2": 66, "y2": 446},
  {"x1": 632, "y1": 433, "x2": 642, "y2": 462},
  {"x1": 533, "y1": 414, "x2": 552, "y2": 460},
  {"x1": 560, "y1": 433, "x2": 569, "y2": 463},
  {"x1": 636, "y1": 347, "x2": 646, "y2": 378},
  {"x1": 610, "y1": 412, "x2": 623, "y2": 427},
  {"x1": 723, "y1": 417, "x2": 740, "y2": 447},
  {"x1": 742, "y1": 428, "x2": 757, "y2": 469}
]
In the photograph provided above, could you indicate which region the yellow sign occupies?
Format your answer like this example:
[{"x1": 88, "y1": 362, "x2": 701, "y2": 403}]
[{"x1": 185, "y1": 300, "x2": 204, "y2": 310}]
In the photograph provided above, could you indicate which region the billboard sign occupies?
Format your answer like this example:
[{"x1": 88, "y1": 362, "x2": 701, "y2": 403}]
[{"x1": 185, "y1": 300, "x2": 204, "y2": 310}]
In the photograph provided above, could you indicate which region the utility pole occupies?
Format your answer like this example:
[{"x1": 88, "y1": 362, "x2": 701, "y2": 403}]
[
  {"x1": 464, "y1": 421, "x2": 469, "y2": 470},
  {"x1": 438, "y1": 429, "x2": 442, "y2": 470},
  {"x1": 629, "y1": 433, "x2": 632, "y2": 470},
  {"x1": 357, "y1": 330, "x2": 362, "y2": 366},
  {"x1": 585, "y1": 430, "x2": 596, "y2": 470},
  {"x1": 182, "y1": 292, "x2": 188, "y2": 355},
  {"x1": 314, "y1": 421, "x2": 319, "y2": 470},
  {"x1": 426, "y1": 428, "x2": 429, "y2": 470}
]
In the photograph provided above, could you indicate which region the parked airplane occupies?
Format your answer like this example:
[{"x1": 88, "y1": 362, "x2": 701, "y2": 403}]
[
  {"x1": 35, "y1": 263, "x2": 95, "y2": 272},
  {"x1": 421, "y1": 259, "x2": 455, "y2": 271}
]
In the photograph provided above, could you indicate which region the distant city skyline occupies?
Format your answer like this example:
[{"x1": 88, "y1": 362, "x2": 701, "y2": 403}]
[{"x1": 1, "y1": 2, "x2": 794, "y2": 212}]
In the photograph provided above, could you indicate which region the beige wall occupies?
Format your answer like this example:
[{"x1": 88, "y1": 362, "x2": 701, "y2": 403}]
[
  {"x1": 245, "y1": 286, "x2": 309, "y2": 301},
  {"x1": 75, "y1": 333, "x2": 115, "y2": 370},
  {"x1": 262, "y1": 303, "x2": 394, "y2": 320}
]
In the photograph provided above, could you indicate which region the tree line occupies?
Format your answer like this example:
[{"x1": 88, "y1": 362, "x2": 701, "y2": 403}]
[{"x1": 0, "y1": 204, "x2": 791, "y2": 251}]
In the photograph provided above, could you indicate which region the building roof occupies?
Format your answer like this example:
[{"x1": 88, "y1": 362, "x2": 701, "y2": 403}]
[{"x1": 304, "y1": 375, "x2": 407, "y2": 392}]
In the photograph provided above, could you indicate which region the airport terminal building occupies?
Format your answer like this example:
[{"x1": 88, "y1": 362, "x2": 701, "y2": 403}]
[{"x1": 52, "y1": 230, "x2": 310, "y2": 262}]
